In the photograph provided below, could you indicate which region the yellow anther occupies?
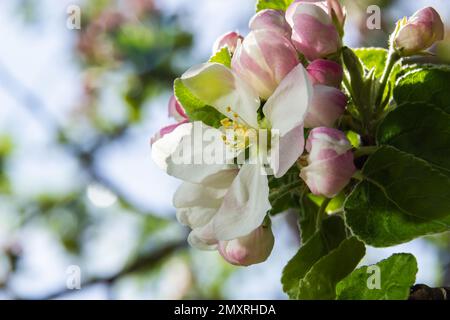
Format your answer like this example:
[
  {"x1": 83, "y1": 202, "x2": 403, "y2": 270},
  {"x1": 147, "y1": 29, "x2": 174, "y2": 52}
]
[
  {"x1": 219, "y1": 111, "x2": 251, "y2": 151},
  {"x1": 221, "y1": 118, "x2": 234, "y2": 129}
]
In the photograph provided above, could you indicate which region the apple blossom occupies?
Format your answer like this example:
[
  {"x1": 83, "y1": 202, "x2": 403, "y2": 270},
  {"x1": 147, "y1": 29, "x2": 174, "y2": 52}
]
[
  {"x1": 249, "y1": 9, "x2": 292, "y2": 38},
  {"x1": 394, "y1": 7, "x2": 444, "y2": 56},
  {"x1": 231, "y1": 30, "x2": 299, "y2": 100},
  {"x1": 306, "y1": 59, "x2": 343, "y2": 88},
  {"x1": 300, "y1": 127, "x2": 356, "y2": 198},
  {"x1": 178, "y1": 62, "x2": 312, "y2": 175},
  {"x1": 212, "y1": 31, "x2": 243, "y2": 54},
  {"x1": 286, "y1": 1, "x2": 341, "y2": 61},
  {"x1": 152, "y1": 62, "x2": 312, "y2": 249},
  {"x1": 304, "y1": 85, "x2": 347, "y2": 128},
  {"x1": 218, "y1": 225, "x2": 274, "y2": 266}
]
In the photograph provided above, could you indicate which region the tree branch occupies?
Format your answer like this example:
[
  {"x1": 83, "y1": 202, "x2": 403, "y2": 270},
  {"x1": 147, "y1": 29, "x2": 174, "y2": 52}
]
[
  {"x1": 14, "y1": 241, "x2": 187, "y2": 300},
  {"x1": 409, "y1": 284, "x2": 450, "y2": 300}
]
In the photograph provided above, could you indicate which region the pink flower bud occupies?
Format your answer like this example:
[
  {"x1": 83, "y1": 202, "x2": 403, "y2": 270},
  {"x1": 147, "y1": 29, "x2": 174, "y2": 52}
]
[
  {"x1": 304, "y1": 85, "x2": 347, "y2": 128},
  {"x1": 286, "y1": 2, "x2": 341, "y2": 61},
  {"x1": 168, "y1": 95, "x2": 188, "y2": 122},
  {"x1": 307, "y1": 59, "x2": 343, "y2": 87},
  {"x1": 212, "y1": 31, "x2": 244, "y2": 54},
  {"x1": 394, "y1": 7, "x2": 444, "y2": 56},
  {"x1": 327, "y1": 0, "x2": 346, "y2": 33},
  {"x1": 249, "y1": 9, "x2": 292, "y2": 38},
  {"x1": 218, "y1": 225, "x2": 274, "y2": 266},
  {"x1": 231, "y1": 30, "x2": 299, "y2": 100},
  {"x1": 300, "y1": 127, "x2": 356, "y2": 198}
]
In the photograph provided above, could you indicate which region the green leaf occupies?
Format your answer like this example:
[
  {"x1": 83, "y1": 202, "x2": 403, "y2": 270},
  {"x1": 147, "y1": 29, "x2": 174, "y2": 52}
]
[
  {"x1": 281, "y1": 216, "x2": 347, "y2": 298},
  {"x1": 268, "y1": 166, "x2": 301, "y2": 215},
  {"x1": 342, "y1": 47, "x2": 364, "y2": 94},
  {"x1": 354, "y1": 47, "x2": 388, "y2": 78},
  {"x1": 345, "y1": 65, "x2": 450, "y2": 248},
  {"x1": 336, "y1": 253, "x2": 418, "y2": 300},
  {"x1": 351, "y1": 99, "x2": 450, "y2": 246},
  {"x1": 297, "y1": 237, "x2": 366, "y2": 300},
  {"x1": 297, "y1": 195, "x2": 319, "y2": 243},
  {"x1": 354, "y1": 47, "x2": 401, "y2": 97},
  {"x1": 345, "y1": 181, "x2": 450, "y2": 247},
  {"x1": 298, "y1": 193, "x2": 345, "y2": 243},
  {"x1": 362, "y1": 146, "x2": 450, "y2": 220},
  {"x1": 394, "y1": 66, "x2": 450, "y2": 114},
  {"x1": 377, "y1": 102, "x2": 450, "y2": 176},
  {"x1": 209, "y1": 47, "x2": 232, "y2": 68},
  {"x1": 173, "y1": 78, "x2": 223, "y2": 127},
  {"x1": 256, "y1": 0, "x2": 293, "y2": 12}
]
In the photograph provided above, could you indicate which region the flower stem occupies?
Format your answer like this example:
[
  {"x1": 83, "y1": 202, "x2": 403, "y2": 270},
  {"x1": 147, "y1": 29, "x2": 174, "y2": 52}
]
[
  {"x1": 268, "y1": 180, "x2": 303, "y2": 202},
  {"x1": 354, "y1": 145, "x2": 379, "y2": 158},
  {"x1": 375, "y1": 50, "x2": 400, "y2": 112},
  {"x1": 316, "y1": 198, "x2": 331, "y2": 231},
  {"x1": 352, "y1": 170, "x2": 364, "y2": 181}
]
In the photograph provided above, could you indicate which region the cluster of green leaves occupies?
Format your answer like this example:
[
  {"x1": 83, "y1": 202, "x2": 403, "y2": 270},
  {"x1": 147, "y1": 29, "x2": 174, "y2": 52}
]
[
  {"x1": 282, "y1": 216, "x2": 365, "y2": 299},
  {"x1": 345, "y1": 61, "x2": 450, "y2": 247},
  {"x1": 282, "y1": 213, "x2": 417, "y2": 300},
  {"x1": 283, "y1": 48, "x2": 450, "y2": 300}
]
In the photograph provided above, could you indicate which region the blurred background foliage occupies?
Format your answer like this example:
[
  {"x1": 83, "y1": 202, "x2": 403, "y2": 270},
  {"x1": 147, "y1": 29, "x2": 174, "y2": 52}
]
[{"x1": 0, "y1": 0, "x2": 448, "y2": 299}]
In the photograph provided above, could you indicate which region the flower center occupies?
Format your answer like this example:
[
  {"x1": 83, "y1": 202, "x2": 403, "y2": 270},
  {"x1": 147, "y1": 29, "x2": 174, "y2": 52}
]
[{"x1": 220, "y1": 106, "x2": 253, "y2": 151}]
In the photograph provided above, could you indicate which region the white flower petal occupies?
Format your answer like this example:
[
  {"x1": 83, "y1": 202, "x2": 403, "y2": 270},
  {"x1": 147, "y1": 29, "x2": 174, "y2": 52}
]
[
  {"x1": 151, "y1": 122, "x2": 193, "y2": 171},
  {"x1": 188, "y1": 226, "x2": 218, "y2": 251},
  {"x1": 212, "y1": 164, "x2": 271, "y2": 241},
  {"x1": 174, "y1": 182, "x2": 228, "y2": 210},
  {"x1": 176, "y1": 207, "x2": 217, "y2": 229},
  {"x1": 200, "y1": 168, "x2": 240, "y2": 189},
  {"x1": 173, "y1": 169, "x2": 238, "y2": 210},
  {"x1": 262, "y1": 64, "x2": 312, "y2": 136},
  {"x1": 270, "y1": 124, "x2": 305, "y2": 178},
  {"x1": 166, "y1": 122, "x2": 237, "y2": 184}
]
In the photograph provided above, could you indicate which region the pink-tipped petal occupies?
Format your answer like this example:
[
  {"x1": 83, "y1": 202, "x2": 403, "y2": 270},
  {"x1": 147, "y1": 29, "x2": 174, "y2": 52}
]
[
  {"x1": 249, "y1": 9, "x2": 292, "y2": 38},
  {"x1": 304, "y1": 85, "x2": 347, "y2": 128},
  {"x1": 231, "y1": 30, "x2": 299, "y2": 100},
  {"x1": 168, "y1": 95, "x2": 188, "y2": 121},
  {"x1": 307, "y1": 59, "x2": 343, "y2": 87},
  {"x1": 150, "y1": 119, "x2": 189, "y2": 145},
  {"x1": 212, "y1": 31, "x2": 244, "y2": 54},
  {"x1": 287, "y1": 2, "x2": 341, "y2": 60}
]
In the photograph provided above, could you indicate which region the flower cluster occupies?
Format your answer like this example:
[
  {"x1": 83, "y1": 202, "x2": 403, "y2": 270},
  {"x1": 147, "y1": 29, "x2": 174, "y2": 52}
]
[{"x1": 151, "y1": 2, "x2": 444, "y2": 266}]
